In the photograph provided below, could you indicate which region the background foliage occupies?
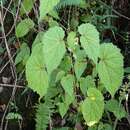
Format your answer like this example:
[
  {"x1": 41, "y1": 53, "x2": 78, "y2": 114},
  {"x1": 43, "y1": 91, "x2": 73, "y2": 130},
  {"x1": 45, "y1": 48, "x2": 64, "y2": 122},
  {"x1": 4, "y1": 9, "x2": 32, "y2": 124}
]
[{"x1": 0, "y1": 0, "x2": 130, "y2": 130}]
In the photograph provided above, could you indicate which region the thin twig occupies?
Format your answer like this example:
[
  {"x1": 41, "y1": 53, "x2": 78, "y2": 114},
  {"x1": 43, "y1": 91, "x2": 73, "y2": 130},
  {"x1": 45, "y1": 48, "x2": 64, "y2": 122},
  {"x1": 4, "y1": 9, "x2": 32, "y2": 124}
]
[
  {"x1": 0, "y1": 53, "x2": 16, "y2": 74},
  {"x1": 0, "y1": 83, "x2": 24, "y2": 88},
  {"x1": 0, "y1": 0, "x2": 21, "y2": 39},
  {"x1": 0, "y1": 0, "x2": 22, "y2": 129},
  {"x1": 3, "y1": 0, "x2": 13, "y2": 21},
  {"x1": 0, "y1": 5, "x2": 16, "y2": 79},
  {"x1": 125, "y1": 91, "x2": 130, "y2": 125},
  {"x1": 99, "y1": 0, "x2": 130, "y2": 20}
]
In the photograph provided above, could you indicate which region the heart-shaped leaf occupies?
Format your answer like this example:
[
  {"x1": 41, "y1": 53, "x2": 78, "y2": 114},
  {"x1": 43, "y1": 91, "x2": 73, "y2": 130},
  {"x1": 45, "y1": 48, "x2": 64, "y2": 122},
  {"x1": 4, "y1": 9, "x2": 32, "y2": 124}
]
[
  {"x1": 81, "y1": 88, "x2": 104, "y2": 126},
  {"x1": 26, "y1": 44, "x2": 49, "y2": 98},
  {"x1": 78, "y1": 23, "x2": 100, "y2": 64},
  {"x1": 43, "y1": 26, "x2": 66, "y2": 75},
  {"x1": 98, "y1": 43, "x2": 124, "y2": 96}
]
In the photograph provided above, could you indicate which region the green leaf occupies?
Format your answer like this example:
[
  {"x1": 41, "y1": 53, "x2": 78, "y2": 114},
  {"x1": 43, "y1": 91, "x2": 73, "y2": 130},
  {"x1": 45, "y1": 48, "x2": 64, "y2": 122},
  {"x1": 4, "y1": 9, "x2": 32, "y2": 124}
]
[
  {"x1": 124, "y1": 67, "x2": 130, "y2": 73},
  {"x1": 48, "y1": 17, "x2": 59, "y2": 27},
  {"x1": 35, "y1": 103, "x2": 50, "y2": 130},
  {"x1": 58, "y1": 90, "x2": 75, "y2": 118},
  {"x1": 98, "y1": 43, "x2": 124, "y2": 96},
  {"x1": 80, "y1": 76, "x2": 95, "y2": 96},
  {"x1": 58, "y1": 92, "x2": 74, "y2": 118},
  {"x1": 81, "y1": 88, "x2": 104, "y2": 126},
  {"x1": 105, "y1": 99, "x2": 126, "y2": 119},
  {"x1": 26, "y1": 44, "x2": 49, "y2": 98},
  {"x1": 15, "y1": 43, "x2": 30, "y2": 65},
  {"x1": 64, "y1": 93, "x2": 75, "y2": 106},
  {"x1": 79, "y1": 78, "x2": 88, "y2": 96},
  {"x1": 16, "y1": 18, "x2": 34, "y2": 38},
  {"x1": 48, "y1": 10, "x2": 59, "y2": 19},
  {"x1": 32, "y1": 31, "x2": 44, "y2": 49},
  {"x1": 39, "y1": 0, "x2": 60, "y2": 20},
  {"x1": 59, "y1": 56, "x2": 72, "y2": 72},
  {"x1": 67, "y1": 31, "x2": 77, "y2": 52},
  {"x1": 88, "y1": 125, "x2": 97, "y2": 130},
  {"x1": 74, "y1": 47, "x2": 86, "y2": 61},
  {"x1": 6, "y1": 112, "x2": 22, "y2": 120},
  {"x1": 56, "y1": 70, "x2": 65, "y2": 82},
  {"x1": 74, "y1": 60, "x2": 86, "y2": 80},
  {"x1": 53, "y1": 127, "x2": 69, "y2": 130},
  {"x1": 56, "y1": 0, "x2": 84, "y2": 9},
  {"x1": 78, "y1": 23, "x2": 100, "y2": 63},
  {"x1": 43, "y1": 26, "x2": 66, "y2": 75},
  {"x1": 98, "y1": 123, "x2": 113, "y2": 130},
  {"x1": 102, "y1": 124, "x2": 112, "y2": 130},
  {"x1": 85, "y1": 76, "x2": 95, "y2": 88},
  {"x1": 58, "y1": 102, "x2": 69, "y2": 118},
  {"x1": 20, "y1": 0, "x2": 35, "y2": 15},
  {"x1": 61, "y1": 74, "x2": 74, "y2": 96}
]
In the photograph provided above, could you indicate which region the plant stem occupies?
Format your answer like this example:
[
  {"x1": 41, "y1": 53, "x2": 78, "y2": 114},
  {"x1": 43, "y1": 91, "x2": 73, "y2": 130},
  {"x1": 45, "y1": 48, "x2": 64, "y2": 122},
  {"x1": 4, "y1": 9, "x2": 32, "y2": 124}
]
[{"x1": 113, "y1": 118, "x2": 118, "y2": 130}]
